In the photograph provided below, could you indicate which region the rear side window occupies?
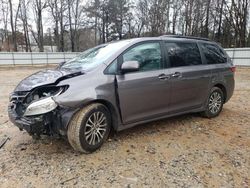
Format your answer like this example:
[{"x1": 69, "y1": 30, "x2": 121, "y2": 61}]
[
  {"x1": 165, "y1": 42, "x2": 202, "y2": 67},
  {"x1": 200, "y1": 43, "x2": 227, "y2": 64}
]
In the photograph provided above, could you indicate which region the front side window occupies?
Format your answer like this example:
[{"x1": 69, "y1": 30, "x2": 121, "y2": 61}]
[
  {"x1": 165, "y1": 42, "x2": 202, "y2": 67},
  {"x1": 200, "y1": 43, "x2": 227, "y2": 64},
  {"x1": 122, "y1": 42, "x2": 162, "y2": 72},
  {"x1": 105, "y1": 59, "x2": 118, "y2": 74}
]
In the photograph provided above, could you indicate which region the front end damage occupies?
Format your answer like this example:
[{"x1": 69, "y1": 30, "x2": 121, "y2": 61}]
[{"x1": 8, "y1": 86, "x2": 77, "y2": 137}]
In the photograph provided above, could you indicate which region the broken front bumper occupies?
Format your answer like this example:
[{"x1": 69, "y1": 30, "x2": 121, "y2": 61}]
[
  {"x1": 8, "y1": 102, "x2": 78, "y2": 137},
  {"x1": 8, "y1": 103, "x2": 51, "y2": 135}
]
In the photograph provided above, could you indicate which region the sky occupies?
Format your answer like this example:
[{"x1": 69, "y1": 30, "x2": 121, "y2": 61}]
[{"x1": 0, "y1": 0, "x2": 63, "y2": 32}]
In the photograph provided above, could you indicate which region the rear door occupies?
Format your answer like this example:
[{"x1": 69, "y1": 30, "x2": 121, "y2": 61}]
[
  {"x1": 164, "y1": 41, "x2": 211, "y2": 113},
  {"x1": 199, "y1": 42, "x2": 231, "y2": 76},
  {"x1": 199, "y1": 42, "x2": 234, "y2": 101},
  {"x1": 116, "y1": 41, "x2": 171, "y2": 124}
]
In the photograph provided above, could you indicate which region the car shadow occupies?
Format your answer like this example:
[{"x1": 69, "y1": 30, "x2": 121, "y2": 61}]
[
  {"x1": 14, "y1": 108, "x2": 235, "y2": 155},
  {"x1": 24, "y1": 113, "x2": 199, "y2": 155}
]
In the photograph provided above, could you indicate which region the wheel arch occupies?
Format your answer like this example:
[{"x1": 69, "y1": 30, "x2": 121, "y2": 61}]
[
  {"x1": 84, "y1": 99, "x2": 119, "y2": 131},
  {"x1": 213, "y1": 83, "x2": 227, "y2": 103}
]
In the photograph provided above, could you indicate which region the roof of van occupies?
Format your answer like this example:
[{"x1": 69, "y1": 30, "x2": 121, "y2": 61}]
[
  {"x1": 119, "y1": 35, "x2": 214, "y2": 43},
  {"x1": 105, "y1": 35, "x2": 216, "y2": 46},
  {"x1": 159, "y1": 35, "x2": 211, "y2": 42}
]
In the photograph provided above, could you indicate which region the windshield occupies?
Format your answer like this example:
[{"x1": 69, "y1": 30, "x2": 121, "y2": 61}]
[{"x1": 61, "y1": 40, "x2": 131, "y2": 71}]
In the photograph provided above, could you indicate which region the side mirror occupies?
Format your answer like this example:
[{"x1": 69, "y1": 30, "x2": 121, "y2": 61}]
[{"x1": 121, "y1": 61, "x2": 140, "y2": 73}]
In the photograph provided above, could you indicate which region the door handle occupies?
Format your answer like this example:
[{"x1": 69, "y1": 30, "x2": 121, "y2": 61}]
[
  {"x1": 158, "y1": 74, "x2": 170, "y2": 80},
  {"x1": 171, "y1": 72, "x2": 182, "y2": 78}
]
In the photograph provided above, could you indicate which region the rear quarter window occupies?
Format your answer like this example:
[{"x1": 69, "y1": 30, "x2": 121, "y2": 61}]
[{"x1": 200, "y1": 43, "x2": 227, "y2": 64}]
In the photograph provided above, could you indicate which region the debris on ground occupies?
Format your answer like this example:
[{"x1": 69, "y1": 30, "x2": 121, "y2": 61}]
[{"x1": 0, "y1": 136, "x2": 10, "y2": 149}]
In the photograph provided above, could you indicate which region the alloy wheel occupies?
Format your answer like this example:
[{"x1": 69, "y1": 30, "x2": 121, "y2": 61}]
[
  {"x1": 208, "y1": 91, "x2": 222, "y2": 114},
  {"x1": 84, "y1": 111, "x2": 107, "y2": 145}
]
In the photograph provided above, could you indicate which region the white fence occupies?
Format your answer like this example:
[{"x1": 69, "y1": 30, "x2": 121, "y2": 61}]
[
  {"x1": 0, "y1": 48, "x2": 249, "y2": 66},
  {"x1": 225, "y1": 48, "x2": 250, "y2": 66},
  {"x1": 0, "y1": 52, "x2": 79, "y2": 65}
]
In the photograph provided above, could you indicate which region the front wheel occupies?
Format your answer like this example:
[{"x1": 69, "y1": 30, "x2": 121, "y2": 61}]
[
  {"x1": 67, "y1": 103, "x2": 111, "y2": 153},
  {"x1": 202, "y1": 87, "x2": 224, "y2": 118}
]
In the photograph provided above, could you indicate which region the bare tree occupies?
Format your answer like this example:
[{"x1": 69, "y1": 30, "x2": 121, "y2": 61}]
[
  {"x1": 9, "y1": 0, "x2": 16, "y2": 51},
  {"x1": 48, "y1": 0, "x2": 60, "y2": 51},
  {"x1": 109, "y1": 0, "x2": 130, "y2": 39},
  {"x1": 135, "y1": 0, "x2": 171, "y2": 36},
  {"x1": 0, "y1": 0, "x2": 10, "y2": 51},
  {"x1": 59, "y1": 0, "x2": 65, "y2": 51},
  {"x1": 224, "y1": 0, "x2": 249, "y2": 47},
  {"x1": 32, "y1": 0, "x2": 47, "y2": 52},
  {"x1": 19, "y1": 0, "x2": 31, "y2": 52},
  {"x1": 1, "y1": 0, "x2": 250, "y2": 51},
  {"x1": 86, "y1": 0, "x2": 111, "y2": 43},
  {"x1": 9, "y1": 0, "x2": 21, "y2": 51},
  {"x1": 217, "y1": 0, "x2": 224, "y2": 41},
  {"x1": 66, "y1": 0, "x2": 85, "y2": 51},
  {"x1": 204, "y1": 0, "x2": 211, "y2": 37}
]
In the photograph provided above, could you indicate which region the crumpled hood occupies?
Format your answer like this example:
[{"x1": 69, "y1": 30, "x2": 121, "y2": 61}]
[{"x1": 14, "y1": 69, "x2": 83, "y2": 92}]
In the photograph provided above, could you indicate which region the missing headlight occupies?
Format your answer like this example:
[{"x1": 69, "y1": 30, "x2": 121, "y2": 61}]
[
  {"x1": 23, "y1": 85, "x2": 68, "y2": 116},
  {"x1": 25, "y1": 85, "x2": 68, "y2": 105}
]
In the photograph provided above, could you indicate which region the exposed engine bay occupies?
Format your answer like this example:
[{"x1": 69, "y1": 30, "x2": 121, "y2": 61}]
[{"x1": 25, "y1": 86, "x2": 63, "y2": 104}]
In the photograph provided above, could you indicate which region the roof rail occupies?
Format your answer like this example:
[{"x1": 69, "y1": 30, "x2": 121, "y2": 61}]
[{"x1": 160, "y1": 35, "x2": 211, "y2": 41}]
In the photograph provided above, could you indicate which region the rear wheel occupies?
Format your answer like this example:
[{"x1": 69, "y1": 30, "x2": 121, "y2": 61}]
[
  {"x1": 67, "y1": 103, "x2": 111, "y2": 153},
  {"x1": 202, "y1": 87, "x2": 224, "y2": 118}
]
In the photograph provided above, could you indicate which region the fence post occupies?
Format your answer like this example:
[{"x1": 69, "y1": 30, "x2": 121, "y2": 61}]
[
  {"x1": 31, "y1": 52, "x2": 34, "y2": 66},
  {"x1": 46, "y1": 52, "x2": 49, "y2": 67},
  {"x1": 12, "y1": 52, "x2": 15, "y2": 66},
  {"x1": 232, "y1": 48, "x2": 236, "y2": 64}
]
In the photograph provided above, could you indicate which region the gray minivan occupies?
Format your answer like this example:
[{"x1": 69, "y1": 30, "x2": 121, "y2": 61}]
[{"x1": 8, "y1": 36, "x2": 235, "y2": 153}]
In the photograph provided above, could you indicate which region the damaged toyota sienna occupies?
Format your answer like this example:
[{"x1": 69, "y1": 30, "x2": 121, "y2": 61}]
[{"x1": 8, "y1": 36, "x2": 235, "y2": 153}]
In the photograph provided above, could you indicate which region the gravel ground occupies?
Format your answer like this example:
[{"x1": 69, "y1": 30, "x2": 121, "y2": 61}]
[{"x1": 0, "y1": 66, "x2": 249, "y2": 188}]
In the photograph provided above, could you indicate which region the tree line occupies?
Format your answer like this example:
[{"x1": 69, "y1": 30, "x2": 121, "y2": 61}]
[{"x1": 0, "y1": 0, "x2": 249, "y2": 52}]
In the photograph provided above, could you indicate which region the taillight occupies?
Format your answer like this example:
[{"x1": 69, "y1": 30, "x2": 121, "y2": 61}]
[{"x1": 230, "y1": 66, "x2": 236, "y2": 73}]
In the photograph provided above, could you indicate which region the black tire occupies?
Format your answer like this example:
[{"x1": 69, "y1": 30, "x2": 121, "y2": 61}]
[
  {"x1": 202, "y1": 87, "x2": 224, "y2": 118},
  {"x1": 67, "y1": 103, "x2": 111, "y2": 153}
]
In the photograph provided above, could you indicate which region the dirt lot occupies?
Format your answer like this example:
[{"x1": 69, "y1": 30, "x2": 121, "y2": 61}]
[{"x1": 0, "y1": 66, "x2": 249, "y2": 188}]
